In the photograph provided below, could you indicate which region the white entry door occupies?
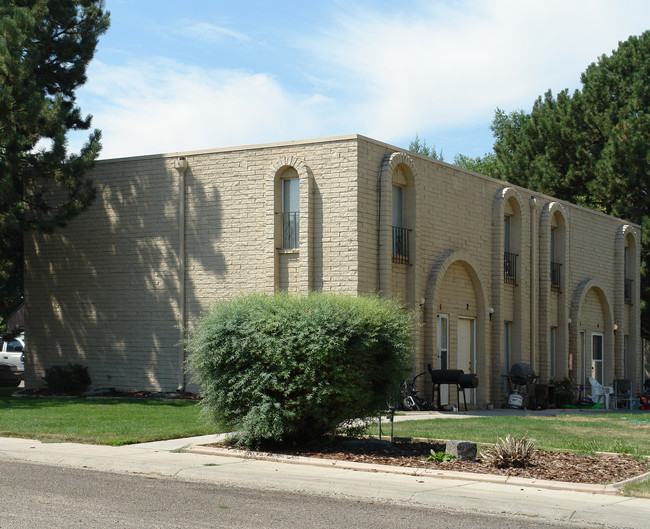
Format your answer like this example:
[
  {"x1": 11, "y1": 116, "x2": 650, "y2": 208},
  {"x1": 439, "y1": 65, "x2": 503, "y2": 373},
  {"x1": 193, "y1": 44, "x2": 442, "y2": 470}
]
[
  {"x1": 458, "y1": 317, "x2": 476, "y2": 403},
  {"x1": 591, "y1": 333, "x2": 604, "y2": 384}
]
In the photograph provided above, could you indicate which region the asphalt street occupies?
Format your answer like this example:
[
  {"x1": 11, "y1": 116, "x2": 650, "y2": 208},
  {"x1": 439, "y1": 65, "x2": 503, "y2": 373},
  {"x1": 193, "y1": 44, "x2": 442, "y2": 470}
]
[
  {"x1": 1, "y1": 409, "x2": 649, "y2": 529},
  {"x1": 1, "y1": 460, "x2": 597, "y2": 529}
]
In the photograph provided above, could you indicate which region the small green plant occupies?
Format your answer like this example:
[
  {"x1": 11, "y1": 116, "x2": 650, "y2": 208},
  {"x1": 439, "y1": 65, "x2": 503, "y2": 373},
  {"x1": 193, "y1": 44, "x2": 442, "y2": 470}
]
[
  {"x1": 43, "y1": 363, "x2": 91, "y2": 394},
  {"x1": 550, "y1": 377, "x2": 576, "y2": 407},
  {"x1": 482, "y1": 435, "x2": 536, "y2": 468},
  {"x1": 426, "y1": 449, "x2": 456, "y2": 462}
]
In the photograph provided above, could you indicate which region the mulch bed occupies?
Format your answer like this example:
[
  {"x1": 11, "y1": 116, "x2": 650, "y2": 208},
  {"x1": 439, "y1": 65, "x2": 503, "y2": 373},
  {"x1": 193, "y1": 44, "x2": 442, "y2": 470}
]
[{"x1": 206, "y1": 438, "x2": 649, "y2": 485}]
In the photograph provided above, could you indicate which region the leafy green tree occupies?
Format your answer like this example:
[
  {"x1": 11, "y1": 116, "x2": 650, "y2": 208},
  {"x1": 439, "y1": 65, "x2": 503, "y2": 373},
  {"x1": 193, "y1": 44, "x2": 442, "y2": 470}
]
[
  {"x1": 409, "y1": 133, "x2": 444, "y2": 161},
  {"x1": 409, "y1": 134, "x2": 498, "y2": 177},
  {"x1": 0, "y1": 0, "x2": 109, "y2": 318},
  {"x1": 491, "y1": 31, "x2": 650, "y2": 336},
  {"x1": 453, "y1": 152, "x2": 498, "y2": 177}
]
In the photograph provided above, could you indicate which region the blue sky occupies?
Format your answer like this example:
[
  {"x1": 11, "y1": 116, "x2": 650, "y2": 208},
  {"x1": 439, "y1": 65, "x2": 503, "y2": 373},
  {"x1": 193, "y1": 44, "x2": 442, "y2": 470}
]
[{"x1": 71, "y1": 0, "x2": 650, "y2": 161}]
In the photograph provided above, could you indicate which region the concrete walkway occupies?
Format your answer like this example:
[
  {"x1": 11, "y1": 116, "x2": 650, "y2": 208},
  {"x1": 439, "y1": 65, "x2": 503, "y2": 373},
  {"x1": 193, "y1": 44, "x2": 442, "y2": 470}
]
[
  {"x1": 2, "y1": 427, "x2": 649, "y2": 528},
  {"x1": 389, "y1": 406, "x2": 649, "y2": 420}
]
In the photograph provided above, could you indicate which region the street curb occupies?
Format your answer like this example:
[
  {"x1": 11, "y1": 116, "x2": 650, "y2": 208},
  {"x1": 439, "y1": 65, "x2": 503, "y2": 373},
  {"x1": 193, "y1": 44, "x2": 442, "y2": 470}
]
[{"x1": 186, "y1": 444, "x2": 646, "y2": 495}]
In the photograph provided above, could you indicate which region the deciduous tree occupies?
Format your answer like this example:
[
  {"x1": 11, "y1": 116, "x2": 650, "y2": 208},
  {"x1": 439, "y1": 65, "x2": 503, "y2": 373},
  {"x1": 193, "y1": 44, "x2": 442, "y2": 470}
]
[{"x1": 453, "y1": 152, "x2": 498, "y2": 177}]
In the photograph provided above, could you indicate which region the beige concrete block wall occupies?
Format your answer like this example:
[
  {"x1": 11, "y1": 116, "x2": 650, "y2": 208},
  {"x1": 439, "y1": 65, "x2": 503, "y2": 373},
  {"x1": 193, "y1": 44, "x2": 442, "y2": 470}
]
[
  {"x1": 24, "y1": 134, "x2": 641, "y2": 399},
  {"x1": 25, "y1": 137, "x2": 362, "y2": 392},
  {"x1": 278, "y1": 253, "x2": 300, "y2": 291},
  {"x1": 24, "y1": 156, "x2": 183, "y2": 391},
  {"x1": 183, "y1": 139, "x2": 361, "y2": 319},
  {"x1": 354, "y1": 135, "x2": 640, "y2": 406},
  {"x1": 355, "y1": 140, "x2": 383, "y2": 295},
  {"x1": 562, "y1": 206, "x2": 640, "y2": 387}
]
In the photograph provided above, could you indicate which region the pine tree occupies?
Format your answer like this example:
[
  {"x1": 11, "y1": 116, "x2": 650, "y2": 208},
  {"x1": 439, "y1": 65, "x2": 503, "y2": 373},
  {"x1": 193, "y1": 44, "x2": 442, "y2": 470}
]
[
  {"x1": 0, "y1": 0, "x2": 109, "y2": 318},
  {"x1": 491, "y1": 31, "x2": 650, "y2": 335}
]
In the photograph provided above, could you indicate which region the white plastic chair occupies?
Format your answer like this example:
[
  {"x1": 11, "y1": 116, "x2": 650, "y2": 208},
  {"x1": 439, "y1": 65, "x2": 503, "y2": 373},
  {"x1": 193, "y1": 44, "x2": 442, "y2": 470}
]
[{"x1": 588, "y1": 377, "x2": 613, "y2": 409}]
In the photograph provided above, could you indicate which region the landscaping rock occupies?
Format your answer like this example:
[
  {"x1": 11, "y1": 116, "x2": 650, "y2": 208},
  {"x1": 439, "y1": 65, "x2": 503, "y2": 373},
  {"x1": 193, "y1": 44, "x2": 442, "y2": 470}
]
[{"x1": 446, "y1": 440, "x2": 477, "y2": 461}]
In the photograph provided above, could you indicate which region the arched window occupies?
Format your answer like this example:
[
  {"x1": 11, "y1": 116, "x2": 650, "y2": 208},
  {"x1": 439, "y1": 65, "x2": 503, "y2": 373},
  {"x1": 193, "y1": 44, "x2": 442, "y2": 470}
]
[
  {"x1": 391, "y1": 163, "x2": 414, "y2": 266},
  {"x1": 624, "y1": 233, "x2": 636, "y2": 304},
  {"x1": 503, "y1": 197, "x2": 521, "y2": 285},
  {"x1": 550, "y1": 213, "x2": 566, "y2": 292},
  {"x1": 392, "y1": 183, "x2": 409, "y2": 263},
  {"x1": 281, "y1": 176, "x2": 299, "y2": 249},
  {"x1": 265, "y1": 156, "x2": 312, "y2": 293}
]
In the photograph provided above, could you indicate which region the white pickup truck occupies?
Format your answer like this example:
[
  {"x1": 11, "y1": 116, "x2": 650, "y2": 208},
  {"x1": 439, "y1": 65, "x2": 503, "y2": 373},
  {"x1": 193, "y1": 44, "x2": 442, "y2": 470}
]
[{"x1": 0, "y1": 334, "x2": 25, "y2": 387}]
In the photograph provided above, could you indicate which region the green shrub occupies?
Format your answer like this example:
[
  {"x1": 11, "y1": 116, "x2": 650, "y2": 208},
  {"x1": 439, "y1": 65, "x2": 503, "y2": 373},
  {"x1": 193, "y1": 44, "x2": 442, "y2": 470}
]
[
  {"x1": 550, "y1": 377, "x2": 576, "y2": 407},
  {"x1": 43, "y1": 363, "x2": 92, "y2": 394},
  {"x1": 187, "y1": 292, "x2": 414, "y2": 448}
]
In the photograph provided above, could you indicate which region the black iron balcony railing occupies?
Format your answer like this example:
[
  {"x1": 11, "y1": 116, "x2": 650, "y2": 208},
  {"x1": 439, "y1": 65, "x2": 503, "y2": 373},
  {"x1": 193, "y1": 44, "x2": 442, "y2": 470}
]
[
  {"x1": 625, "y1": 278, "x2": 633, "y2": 305},
  {"x1": 282, "y1": 211, "x2": 299, "y2": 249},
  {"x1": 551, "y1": 261, "x2": 562, "y2": 292},
  {"x1": 392, "y1": 226, "x2": 411, "y2": 264},
  {"x1": 504, "y1": 252, "x2": 518, "y2": 284}
]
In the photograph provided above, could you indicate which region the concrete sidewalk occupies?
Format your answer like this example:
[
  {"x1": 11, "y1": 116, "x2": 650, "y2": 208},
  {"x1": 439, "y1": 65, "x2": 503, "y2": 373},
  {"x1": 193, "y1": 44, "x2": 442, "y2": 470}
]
[{"x1": 1, "y1": 434, "x2": 649, "y2": 528}]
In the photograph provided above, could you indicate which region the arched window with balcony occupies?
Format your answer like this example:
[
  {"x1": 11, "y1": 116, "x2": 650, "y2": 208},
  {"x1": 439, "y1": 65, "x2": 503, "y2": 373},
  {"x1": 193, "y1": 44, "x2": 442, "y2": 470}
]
[
  {"x1": 539, "y1": 203, "x2": 568, "y2": 380},
  {"x1": 624, "y1": 233, "x2": 636, "y2": 305},
  {"x1": 281, "y1": 173, "x2": 300, "y2": 249},
  {"x1": 503, "y1": 197, "x2": 521, "y2": 285},
  {"x1": 550, "y1": 213, "x2": 566, "y2": 293},
  {"x1": 265, "y1": 156, "x2": 312, "y2": 293}
]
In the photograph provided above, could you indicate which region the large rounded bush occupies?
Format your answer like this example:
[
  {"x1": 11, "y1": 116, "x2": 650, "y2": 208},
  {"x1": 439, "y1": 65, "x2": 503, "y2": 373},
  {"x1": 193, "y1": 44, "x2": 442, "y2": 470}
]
[{"x1": 187, "y1": 292, "x2": 413, "y2": 447}]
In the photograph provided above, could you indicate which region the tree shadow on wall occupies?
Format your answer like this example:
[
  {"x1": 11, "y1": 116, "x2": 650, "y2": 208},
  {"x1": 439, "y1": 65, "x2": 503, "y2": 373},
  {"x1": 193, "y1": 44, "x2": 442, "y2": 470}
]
[{"x1": 26, "y1": 157, "x2": 226, "y2": 391}]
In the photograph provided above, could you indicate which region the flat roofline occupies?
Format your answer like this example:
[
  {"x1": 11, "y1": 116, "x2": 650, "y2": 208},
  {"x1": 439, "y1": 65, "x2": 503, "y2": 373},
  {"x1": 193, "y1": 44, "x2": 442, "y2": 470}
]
[
  {"x1": 95, "y1": 133, "x2": 640, "y2": 230},
  {"x1": 95, "y1": 134, "x2": 365, "y2": 164}
]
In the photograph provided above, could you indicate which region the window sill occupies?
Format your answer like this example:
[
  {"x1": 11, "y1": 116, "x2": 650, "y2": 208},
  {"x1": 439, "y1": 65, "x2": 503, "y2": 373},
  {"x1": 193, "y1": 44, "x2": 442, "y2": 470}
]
[{"x1": 278, "y1": 248, "x2": 300, "y2": 255}]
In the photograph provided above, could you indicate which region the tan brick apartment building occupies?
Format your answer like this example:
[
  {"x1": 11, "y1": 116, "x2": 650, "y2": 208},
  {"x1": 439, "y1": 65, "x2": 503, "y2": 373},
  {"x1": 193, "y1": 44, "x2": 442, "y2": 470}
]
[{"x1": 24, "y1": 135, "x2": 642, "y2": 407}]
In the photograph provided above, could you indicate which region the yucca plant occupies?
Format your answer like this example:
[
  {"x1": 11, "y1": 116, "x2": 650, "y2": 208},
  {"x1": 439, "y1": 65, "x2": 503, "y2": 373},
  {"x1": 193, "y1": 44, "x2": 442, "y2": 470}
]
[{"x1": 482, "y1": 435, "x2": 536, "y2": 468}]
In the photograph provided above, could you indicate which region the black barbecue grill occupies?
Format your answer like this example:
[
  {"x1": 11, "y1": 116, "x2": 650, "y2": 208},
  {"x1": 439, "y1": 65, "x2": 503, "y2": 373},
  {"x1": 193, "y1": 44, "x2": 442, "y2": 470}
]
[
  {"x1": 427, "y1": 365, "x2": 479, "y2": 411},
  {"x1": 504, "y1": 362, "x2": 538, "y2": 409}
]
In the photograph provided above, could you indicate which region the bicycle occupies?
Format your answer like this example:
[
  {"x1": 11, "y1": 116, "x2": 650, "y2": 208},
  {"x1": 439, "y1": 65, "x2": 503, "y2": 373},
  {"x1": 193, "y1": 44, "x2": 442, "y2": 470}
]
[{"x1": 400, "y1": 372, "x2": 431, "y2": 411}]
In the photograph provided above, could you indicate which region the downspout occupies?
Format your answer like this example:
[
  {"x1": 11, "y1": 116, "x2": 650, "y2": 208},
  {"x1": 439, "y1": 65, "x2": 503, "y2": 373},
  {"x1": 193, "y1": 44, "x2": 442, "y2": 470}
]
[
  {"x1": 174, "y1": 157, "x2": 189, "y2": 392},
  {"x1": 376, "y1": 150, "x2": 390, "y2": 293},
  {"x1": 376, "y1": 168, "x2": 382, "y2": 293}
]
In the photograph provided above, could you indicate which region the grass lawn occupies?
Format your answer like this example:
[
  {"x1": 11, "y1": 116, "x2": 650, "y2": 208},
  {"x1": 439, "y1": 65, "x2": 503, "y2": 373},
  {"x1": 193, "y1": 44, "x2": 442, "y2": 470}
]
[
  {"x1": 621, "y1": 477, "x2": 650, "y2": 498},
  {"x1": 382, "y1": 413, "x2": 650, "y2": 456},
  {"x1": 1, "y1": 388, "x2": 649, "y2": 496},
  {"x1": 0, "y1": 387, "x2": 225, "y2": 446}
]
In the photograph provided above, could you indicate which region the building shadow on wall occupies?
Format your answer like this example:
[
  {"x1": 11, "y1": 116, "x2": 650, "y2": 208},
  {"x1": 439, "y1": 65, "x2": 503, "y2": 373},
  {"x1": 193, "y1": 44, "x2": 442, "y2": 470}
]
[{"x1": 27, "y1": 157, "x2": 226, "y2": 391}]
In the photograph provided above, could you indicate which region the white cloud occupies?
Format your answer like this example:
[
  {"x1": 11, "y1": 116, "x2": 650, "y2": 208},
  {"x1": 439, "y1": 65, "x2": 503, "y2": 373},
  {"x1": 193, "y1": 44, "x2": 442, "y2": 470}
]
[
  {"x1": 70, "y1": 0, "x2": 650, "y2": 160},
  {"x1": 75, "y1": 59, "x2": 336, "y2": 159},
  {"x1": 302, "y1": 0, "x2": 650, "y2": 142},
  {"x1": 176, "y1": 21, "x2": 251, "y2": 43}
]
